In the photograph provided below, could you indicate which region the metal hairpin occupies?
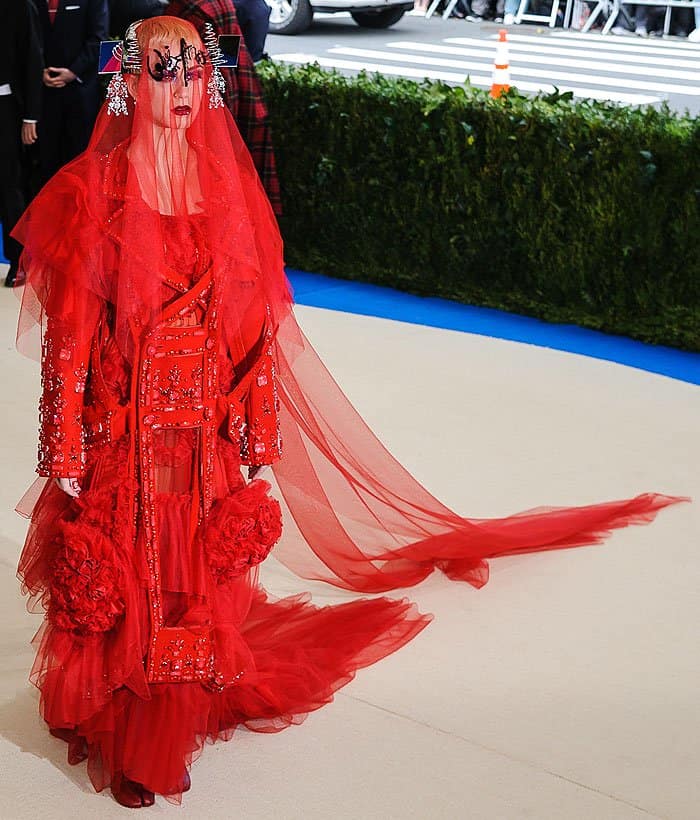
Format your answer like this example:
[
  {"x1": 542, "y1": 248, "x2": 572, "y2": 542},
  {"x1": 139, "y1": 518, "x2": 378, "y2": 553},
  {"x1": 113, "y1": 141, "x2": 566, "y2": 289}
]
[
  {"x1": 202, "y1": 22, "x2": 226, "y2": 109},
  {"x1": 121, "y1": 22, "x2": 143, "y2": 75},
  {"x1": 202, "y1": 23, "x2": 225, "y2": 68},
  {"x1": 103, "y1": 22, "x2": 142, "y2": 116}
]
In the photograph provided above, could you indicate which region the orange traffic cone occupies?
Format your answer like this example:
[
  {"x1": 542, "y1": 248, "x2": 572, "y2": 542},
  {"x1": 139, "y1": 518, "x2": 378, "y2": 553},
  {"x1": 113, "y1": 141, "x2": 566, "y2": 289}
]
[{"x1": 489, "y1": 29, "x2": 510, "y2": 98}]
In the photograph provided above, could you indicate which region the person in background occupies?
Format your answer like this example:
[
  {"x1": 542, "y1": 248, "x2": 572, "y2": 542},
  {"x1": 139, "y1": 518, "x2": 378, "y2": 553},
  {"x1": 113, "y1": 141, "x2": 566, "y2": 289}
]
[
  {"x1": 467, "y1": 0, "x2": 524, "y2": 23},
  {"x1": 233, "y1": 0, "x2": 271, "y2": 62},
  {"x1": 167, "y1": 0, "x2": 282, "y2": 214},
  {"x1": 503, "y1": 0, "x2": 520, "y2": 25},
  {"x1": 108, "y1": 0, "x2": 168, "y2": 35},
  {"x1": 467, "y1": 0, "x2": 505, "y2": 22},
  {"x1": 0, "y1": 0, "x2": 43, "y2": 287},
  {"x1": 634, "y1": 4, "x2": 692, "y2": 36},
  {"x1": 37, "y1": 0, "x2": 109, "y2": 184}
]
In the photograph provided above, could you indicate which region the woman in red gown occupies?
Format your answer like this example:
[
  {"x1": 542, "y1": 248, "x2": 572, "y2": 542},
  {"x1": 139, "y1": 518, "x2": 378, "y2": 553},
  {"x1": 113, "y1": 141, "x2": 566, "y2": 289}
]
[{"x1": 13, "y1": 16, "x2": 684, "y2": 809}]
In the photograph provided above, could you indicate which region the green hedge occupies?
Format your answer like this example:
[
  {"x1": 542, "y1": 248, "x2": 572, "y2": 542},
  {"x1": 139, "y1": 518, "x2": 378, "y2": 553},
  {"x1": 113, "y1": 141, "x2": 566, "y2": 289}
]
[{"x1": 258, "y1": 62, "x2": 700, "y2": 352}]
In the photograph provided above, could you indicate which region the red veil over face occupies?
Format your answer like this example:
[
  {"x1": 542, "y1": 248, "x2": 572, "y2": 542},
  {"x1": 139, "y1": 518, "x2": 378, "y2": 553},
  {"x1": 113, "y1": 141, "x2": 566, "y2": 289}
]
[{"x1": 15, "y1": 21, "x2": 683, "y2": 613}]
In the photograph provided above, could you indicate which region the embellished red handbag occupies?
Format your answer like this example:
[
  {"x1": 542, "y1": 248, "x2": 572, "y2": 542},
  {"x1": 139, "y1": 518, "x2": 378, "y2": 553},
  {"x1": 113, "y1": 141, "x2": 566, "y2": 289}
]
[{"x1": 146, "y1": 479, "x2": 282, "y2": 687}]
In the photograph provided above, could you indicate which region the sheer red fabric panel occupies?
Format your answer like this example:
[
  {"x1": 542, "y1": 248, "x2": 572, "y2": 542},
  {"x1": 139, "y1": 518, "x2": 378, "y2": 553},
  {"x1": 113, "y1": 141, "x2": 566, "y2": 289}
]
[{"x1": 270, "y1": 322, "x2": 685, "y2": 592}]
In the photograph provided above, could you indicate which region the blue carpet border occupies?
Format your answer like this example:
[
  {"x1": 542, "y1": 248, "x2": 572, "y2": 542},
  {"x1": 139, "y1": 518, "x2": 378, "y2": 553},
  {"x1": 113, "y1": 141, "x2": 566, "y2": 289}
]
[
  {"x1": 2, "y1": 227, "x2": 696, "y2": 385},
  {"x1": 286, "y1": 269, "x2": 700, "y2": 387}
]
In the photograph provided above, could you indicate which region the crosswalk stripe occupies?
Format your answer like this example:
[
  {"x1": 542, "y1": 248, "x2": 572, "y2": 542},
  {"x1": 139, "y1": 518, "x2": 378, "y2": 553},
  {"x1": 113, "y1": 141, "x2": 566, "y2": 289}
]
[
  {"x1": 272, "y1": 52, "x2": 661, "y2": 104},
  {"x1": 393, "y1": 40, "x2": 700, "y2": 79},
  {"x1": 273, "y1": 52, "x2": 491, "y2": 84},
  {"x1": 329, "y1": 45, "x2": 700, "y2": 94},
  {"x1": 440, "y1": 35, "x2": 700, "y2": 70},
  {"x1": 510, "y1": 31, "x2": 700, "y2": 55}
]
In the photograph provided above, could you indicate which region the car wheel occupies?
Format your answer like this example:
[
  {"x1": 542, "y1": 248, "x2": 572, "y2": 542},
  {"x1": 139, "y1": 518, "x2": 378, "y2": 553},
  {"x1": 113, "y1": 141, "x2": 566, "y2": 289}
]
[
  {"x1": 266, "y1": 0, "x2": 314, "y2": 34},
  {"x1": 350, "y1": 8, "x2": 406, "y2": 27}
]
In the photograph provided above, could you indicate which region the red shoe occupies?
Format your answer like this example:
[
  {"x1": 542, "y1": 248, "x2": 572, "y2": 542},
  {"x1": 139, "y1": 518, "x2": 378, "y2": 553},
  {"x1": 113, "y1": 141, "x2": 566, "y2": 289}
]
[
  {"x1": 140, "y1": 787, "x2": 155, "y2": 807},
  {"x1": 111, "y1": 775, "x2": 150, "y2": 809},
  {"x1": 112, "y1": 778, "x2": 143, "y2": 809},
  {"x1": 49, "y1": 728, "x2": 87, "y2": 765},
  {"x1": 67, "y1": 736, "x2": 88, "y2": 765}
]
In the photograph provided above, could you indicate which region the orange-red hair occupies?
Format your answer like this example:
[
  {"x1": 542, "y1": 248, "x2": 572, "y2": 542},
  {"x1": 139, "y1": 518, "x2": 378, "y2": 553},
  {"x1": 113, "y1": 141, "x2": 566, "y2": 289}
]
[{"x1": 134, "y1": 15, "x2": 203, "y2": 50}]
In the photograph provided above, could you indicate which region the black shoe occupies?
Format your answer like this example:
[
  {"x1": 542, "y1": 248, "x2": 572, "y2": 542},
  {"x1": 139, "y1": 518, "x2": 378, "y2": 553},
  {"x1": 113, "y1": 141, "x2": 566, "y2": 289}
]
[
  {"x1": 4, "y1": 265, "x2": 18, "y2": 287},
  {"x1": 4, "y1": 265, "x2": 24, "y2": 287}
]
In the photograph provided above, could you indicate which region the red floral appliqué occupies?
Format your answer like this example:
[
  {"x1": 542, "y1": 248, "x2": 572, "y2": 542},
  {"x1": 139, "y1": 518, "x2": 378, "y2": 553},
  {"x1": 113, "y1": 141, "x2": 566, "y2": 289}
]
[
  {"x1": 47, "y1": 459, "x2": 131, "y2": 635},
  {"x1": 49, "y1": 520, "x2": 125, "y2": 634},
  {"x1": 203, "y1": 479, "x2": 283, "y2": 585}
]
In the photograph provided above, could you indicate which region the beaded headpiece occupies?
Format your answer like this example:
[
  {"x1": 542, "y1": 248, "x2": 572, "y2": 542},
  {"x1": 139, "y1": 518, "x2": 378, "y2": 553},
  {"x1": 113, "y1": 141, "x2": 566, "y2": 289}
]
[
  {"x1": 202, "y1": 23, "x2": 226, "y2": 109},
  {"x1": 100, "y1": 21, "x2": 142, "y2": 116},
  {"x1": 100, "y1": 22, "x2": 239, "y2": 114},
  {"x1": 121, "y1": 22, "x2": 143, "y2": 75}
]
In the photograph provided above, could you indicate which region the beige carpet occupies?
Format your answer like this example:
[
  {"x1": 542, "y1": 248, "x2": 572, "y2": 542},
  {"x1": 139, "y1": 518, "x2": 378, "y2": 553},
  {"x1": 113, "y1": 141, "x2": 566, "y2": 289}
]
[{"x1": 1, "y1": 283, "x2": 697, "y2": 819}]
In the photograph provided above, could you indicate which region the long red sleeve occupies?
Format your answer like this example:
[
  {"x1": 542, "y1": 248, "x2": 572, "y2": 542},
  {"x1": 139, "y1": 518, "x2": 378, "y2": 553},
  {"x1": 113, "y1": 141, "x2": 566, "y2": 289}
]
[
  {"x1": 37, "y1": 287, "x2": 100, "y2": 479},
  {"x1": 241, "y1": 333, "x2": 282, "y2": 467}
]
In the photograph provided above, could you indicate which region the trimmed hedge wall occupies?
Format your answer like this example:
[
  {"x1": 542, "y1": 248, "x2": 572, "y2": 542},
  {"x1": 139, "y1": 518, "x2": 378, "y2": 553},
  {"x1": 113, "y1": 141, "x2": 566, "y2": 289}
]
[{"x1": 258, "y1": 62, "x2": 700, "y2": 352}]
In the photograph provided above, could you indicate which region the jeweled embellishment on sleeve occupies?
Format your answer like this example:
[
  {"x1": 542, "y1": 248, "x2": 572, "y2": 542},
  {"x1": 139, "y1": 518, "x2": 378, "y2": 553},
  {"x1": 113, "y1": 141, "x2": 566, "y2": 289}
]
[
  {"x1": 241, "y1": 335, "x2": 283, "y2": 466},
  {"x1": 38, "y1": 321, "x2": 90, "y2": 478}
]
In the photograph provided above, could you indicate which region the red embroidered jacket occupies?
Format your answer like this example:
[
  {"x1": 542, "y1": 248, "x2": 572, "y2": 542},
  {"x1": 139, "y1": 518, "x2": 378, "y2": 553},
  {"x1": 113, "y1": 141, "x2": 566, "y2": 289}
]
[{"x1": 37, "y1": 280, "x2": 283, "y2": 480}]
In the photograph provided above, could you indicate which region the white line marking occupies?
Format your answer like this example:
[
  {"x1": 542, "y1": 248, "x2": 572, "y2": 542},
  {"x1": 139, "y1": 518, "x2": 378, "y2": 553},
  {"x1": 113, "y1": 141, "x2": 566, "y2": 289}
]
[
  {"x1": 509, "y1": 31, "x2": 700, "y2": 54},
  {"x1": 272, "y1": 53, "x2": 661, "y2": 103},
  {"x1": 329, "y1": 46, "x2": 697, "y2": 94},
  {"x1": 389, "y1": 40, "x2": 700, "y2": 80},
  {"x1": 436, "y1": 36, "x2": 700, "y2": 70}
]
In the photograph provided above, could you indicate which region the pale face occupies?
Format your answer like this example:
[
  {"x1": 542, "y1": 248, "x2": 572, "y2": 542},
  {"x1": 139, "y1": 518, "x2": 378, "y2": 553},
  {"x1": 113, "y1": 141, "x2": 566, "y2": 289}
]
[{"x1": 141, "y1": 35, "x2": 206, "y2": 129}]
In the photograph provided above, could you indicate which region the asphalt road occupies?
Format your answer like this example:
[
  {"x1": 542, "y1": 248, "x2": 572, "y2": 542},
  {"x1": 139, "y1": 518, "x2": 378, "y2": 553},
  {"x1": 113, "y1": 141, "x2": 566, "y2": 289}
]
[{"x1": 267, "y1": 13, "x2": 700, "y2": 115}]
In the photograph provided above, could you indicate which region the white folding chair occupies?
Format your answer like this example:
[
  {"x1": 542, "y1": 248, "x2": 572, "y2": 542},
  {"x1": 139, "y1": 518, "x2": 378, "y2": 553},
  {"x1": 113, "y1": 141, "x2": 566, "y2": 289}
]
[
  {"x1": 425, "y1": 0, "x2": 463, "y2": 18},
  {"x1": 515, "y1": 0, "x2": 574, "y2": 27},
  {"x1": 583, "y1": 0, "x2": 700, "y2": 34}
]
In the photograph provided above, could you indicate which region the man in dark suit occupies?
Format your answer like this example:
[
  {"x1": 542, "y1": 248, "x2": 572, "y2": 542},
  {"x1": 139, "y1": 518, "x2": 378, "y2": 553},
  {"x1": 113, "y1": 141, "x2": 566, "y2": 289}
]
[
  {"x1": 0, "y1": 0, "x2": 43, "y2": 286},
  {"x1": 109, "y1": 0, "x2": 168, "y2": 35},
  {"x1": 37, "y1": 0, "x2": 109, "y2": 184},
  {"x1": 232, "y1": 0, "x2": 270, "y2": 63}
]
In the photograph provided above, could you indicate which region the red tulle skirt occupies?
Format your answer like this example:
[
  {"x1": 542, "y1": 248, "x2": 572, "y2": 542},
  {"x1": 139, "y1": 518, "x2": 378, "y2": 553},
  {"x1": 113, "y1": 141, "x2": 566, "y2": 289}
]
[{"x1": 18, "y1": 433, "x2": 430, "y2": 802}]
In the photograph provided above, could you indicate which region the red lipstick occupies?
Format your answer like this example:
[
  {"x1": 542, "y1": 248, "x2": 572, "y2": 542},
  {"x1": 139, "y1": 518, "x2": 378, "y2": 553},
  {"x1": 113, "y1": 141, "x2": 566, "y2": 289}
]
[{"x1": 173, "y1": 105, "x2": 191, "y2": 116}]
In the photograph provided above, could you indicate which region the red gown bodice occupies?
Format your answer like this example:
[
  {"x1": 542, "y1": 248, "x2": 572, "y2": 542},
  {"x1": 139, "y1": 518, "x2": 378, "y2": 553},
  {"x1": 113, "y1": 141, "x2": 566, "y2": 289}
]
[
  {"x1": 33, "y1": 212, "x2": 284, "y2": 689},
  {"x1": 36, "y1": 212, "x2": 282, "y2": 481}
]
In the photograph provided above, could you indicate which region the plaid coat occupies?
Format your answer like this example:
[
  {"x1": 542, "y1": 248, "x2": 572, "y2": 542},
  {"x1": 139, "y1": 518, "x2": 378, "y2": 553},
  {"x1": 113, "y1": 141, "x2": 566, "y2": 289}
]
[{"x1": 167, "y1": 0, "x2": 282, "y2": 215}]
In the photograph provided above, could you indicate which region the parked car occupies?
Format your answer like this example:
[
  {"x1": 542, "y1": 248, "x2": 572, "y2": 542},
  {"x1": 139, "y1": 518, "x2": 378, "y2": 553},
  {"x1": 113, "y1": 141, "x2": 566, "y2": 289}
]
[{"x1": 266, "y1": 0, "x2": 414, "y2": 35}]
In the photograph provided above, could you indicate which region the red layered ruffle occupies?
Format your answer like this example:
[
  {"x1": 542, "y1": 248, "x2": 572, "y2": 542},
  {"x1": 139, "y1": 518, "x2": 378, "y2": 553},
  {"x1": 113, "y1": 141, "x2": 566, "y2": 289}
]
[
  {"x1": 30, "y1": 589, "x2": 429, "y2": 802},
  {"x1": 18, "y1": 434, "x2": 431, "y2": 802}
]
